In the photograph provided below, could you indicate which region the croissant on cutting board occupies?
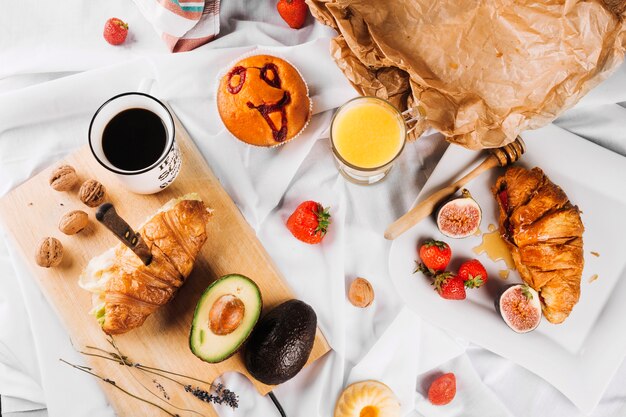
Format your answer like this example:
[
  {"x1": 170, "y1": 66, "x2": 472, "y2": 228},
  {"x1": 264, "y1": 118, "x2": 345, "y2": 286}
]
[
  {"x1": 493, "y1": 167, "x2": 584, "y2": 324},
  {"x1": 79, "y1": 193, "x2": 211, "y2": 335}
]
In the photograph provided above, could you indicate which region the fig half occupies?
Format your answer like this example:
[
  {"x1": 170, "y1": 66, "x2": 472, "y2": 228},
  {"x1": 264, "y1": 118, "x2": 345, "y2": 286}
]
[
  {"x1": 496, "y1": 284, "x2": 542, "y2": 333},
  {"x1": 436, "y1": 189, "x2": 482, "y2": 238}
]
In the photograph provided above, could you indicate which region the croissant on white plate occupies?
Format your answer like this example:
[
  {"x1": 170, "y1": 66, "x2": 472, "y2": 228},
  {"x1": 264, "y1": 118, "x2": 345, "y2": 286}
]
[
  {"x1": 493, "y1": 167, "x2": 584, "y2": 324},
  {"x1": 79, "y1": 193, "x2": 211, "y2": 335}
]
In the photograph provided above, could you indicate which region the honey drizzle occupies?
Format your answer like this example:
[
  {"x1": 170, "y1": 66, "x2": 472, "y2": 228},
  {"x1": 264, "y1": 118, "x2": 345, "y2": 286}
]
[
  {"x1": 473, "y1": 224, "x2": 516, "y2": 270},
  {"x1": 499, "y1": 270, "x2": 510, "y2": 280}
]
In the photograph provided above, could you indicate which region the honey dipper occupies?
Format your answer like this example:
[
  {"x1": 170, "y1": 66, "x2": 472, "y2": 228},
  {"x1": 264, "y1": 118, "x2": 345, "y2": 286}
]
[{"x1": 384, "y1": 137, "x2": 526, "y2": 240}]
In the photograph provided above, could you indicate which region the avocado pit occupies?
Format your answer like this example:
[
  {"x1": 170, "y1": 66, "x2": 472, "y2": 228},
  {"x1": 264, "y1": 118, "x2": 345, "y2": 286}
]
[{"x1": 209, "y1": 294, "x2": 245, "y2": 335}]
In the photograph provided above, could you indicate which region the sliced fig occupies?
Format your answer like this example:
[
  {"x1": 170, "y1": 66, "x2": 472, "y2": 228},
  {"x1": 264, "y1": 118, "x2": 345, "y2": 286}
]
[
  {"x1": 437, "y1": 189, "x2": 482, "y2": 238},
  {"x1": 496, "y1": 284, "x2": 542, "y2": 333}
]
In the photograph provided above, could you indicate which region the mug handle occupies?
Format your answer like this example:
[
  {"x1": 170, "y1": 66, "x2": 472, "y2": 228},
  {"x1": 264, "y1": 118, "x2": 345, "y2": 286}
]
[{"x1": 137, "y1": 78, "x2": 155, "y2": 95}]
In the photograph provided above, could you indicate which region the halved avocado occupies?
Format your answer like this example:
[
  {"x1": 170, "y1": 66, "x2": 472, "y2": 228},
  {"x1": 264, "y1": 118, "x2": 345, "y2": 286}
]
[{"x1": 190, "y1": 274, "x2": 262, "y2": 363}]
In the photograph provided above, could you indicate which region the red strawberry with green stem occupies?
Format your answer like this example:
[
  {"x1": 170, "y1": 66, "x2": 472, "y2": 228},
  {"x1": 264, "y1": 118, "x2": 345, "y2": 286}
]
[
  {"x1": 277, "y1": 0, "x2": 309, "y2": 29},
  {"x1": 286, "y1": 201, "x2": 331, "y2": 244},
  {"x1": 104, "y1": 18, "x2": 129, "y2": 45},
  {"x1": 416, "y1": 240, "x2": 452, "y2": 274},
  {"x1": 458, "y1": 259, "x2": 488, "y2": 289},
  {"x1": 433, "y1": 272, "x2": 466, "y2": 300}
]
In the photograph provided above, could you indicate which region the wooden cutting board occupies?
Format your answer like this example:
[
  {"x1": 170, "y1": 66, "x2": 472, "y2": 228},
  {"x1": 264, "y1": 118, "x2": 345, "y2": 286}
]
[{"x1": 0, "y1": 111, "x2": 330, "y2": 416}]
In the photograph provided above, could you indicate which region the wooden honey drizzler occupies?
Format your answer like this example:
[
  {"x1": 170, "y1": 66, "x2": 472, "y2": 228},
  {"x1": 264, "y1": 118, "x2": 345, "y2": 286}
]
[{"x1": 384, "y1": 137, "x2": 526, "y2": 240}]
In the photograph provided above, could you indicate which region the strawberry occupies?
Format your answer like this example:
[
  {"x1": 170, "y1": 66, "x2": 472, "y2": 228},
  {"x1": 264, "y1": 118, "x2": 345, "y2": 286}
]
[
  {"x1": 428, "y1": 373, "x2": 456, "y2": 405},
  {"x1": 286, "y1": 201, "x2": 331, "y2": 244},
  {"x1": 277, "y1": 0, "x2": 308, "y2": 29},
  {"x1": 458, "y1": 259, "x2": 488, "y2": 289},
  {"x1": 104, "y1": 18, "x2": 129, "y2": 45},
  {"x1": 417, "y1": 240, "x2": 451, "y2": 272},
  {"x1": 433, "y1": 272, "x2": 466, "y2": 300}
]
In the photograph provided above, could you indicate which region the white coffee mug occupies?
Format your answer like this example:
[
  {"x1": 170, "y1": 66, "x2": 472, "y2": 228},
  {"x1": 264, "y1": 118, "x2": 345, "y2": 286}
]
[{"x1": 88, "y1": 83, "x2": 182, "y2": 195}]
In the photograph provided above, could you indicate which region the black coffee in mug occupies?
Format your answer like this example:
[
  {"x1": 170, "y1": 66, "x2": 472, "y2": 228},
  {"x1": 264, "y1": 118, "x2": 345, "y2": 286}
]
[{"x1": 102, "y1": 108, "x2": 167, "y2": 171}]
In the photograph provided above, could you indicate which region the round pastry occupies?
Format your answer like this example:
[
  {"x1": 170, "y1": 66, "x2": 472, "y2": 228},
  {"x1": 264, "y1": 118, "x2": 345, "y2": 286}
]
[
  {"x1": 334, "y1": 380, "x2": 401, "y2": 417},
  {"x1": 217, "y1": 54, "x2": 311, "y2": 147}
]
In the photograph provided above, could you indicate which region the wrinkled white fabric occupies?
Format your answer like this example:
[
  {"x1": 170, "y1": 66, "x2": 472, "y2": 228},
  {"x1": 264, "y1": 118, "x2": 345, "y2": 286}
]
[{"x1": 1, "y1": 2, "x2": 626, "y2": 417}]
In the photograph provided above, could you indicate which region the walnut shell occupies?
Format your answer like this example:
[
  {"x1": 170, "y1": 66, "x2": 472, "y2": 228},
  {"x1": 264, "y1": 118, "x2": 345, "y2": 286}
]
[
  {"x1": 58, "y1": 210, "x2": 89, "y2": 235},
  {"x1": 35, "y1": 237, "x2": 63, "y2": 268},
  {"x1": 79, "y1": 179, "x2": 106, "y2": 207},
  {"x1": 49, "y1": 165, "x2": 78, "y2": 191},
  {"x1": 348, "y1": 277, "x2": 375, "y2": 308}
]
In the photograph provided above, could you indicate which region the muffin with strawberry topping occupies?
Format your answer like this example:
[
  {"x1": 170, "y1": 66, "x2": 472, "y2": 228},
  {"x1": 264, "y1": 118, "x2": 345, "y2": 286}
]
[{"x1": 217, "y1": 55, "x2": 311, "y2": 147}]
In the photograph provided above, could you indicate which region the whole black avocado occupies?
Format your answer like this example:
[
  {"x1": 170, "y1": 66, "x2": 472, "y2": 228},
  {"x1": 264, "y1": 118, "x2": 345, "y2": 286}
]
[{"x1": 244, "y1": 299, "x2": 317, "y2": 385}]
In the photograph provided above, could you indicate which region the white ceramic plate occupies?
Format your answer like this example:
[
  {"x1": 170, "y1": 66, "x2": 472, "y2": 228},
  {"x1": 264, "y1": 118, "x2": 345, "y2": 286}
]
[{"x1": 388, "y1": 124, "x2": 626, "y2": 413}]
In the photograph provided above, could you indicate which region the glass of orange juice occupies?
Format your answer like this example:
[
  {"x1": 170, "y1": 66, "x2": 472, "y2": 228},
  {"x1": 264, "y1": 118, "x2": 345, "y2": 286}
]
[{"x1": 330, "y1": 97, "x2": 407, "y2": 185}]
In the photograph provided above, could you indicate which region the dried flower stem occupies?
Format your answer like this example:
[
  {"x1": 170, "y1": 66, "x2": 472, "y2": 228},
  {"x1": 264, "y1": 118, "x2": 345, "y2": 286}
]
[
  {"x1": 107, "y1": 338, "x2": 206, "y2": 416},
  {"x1": 81, "y1": 351, "x2": 185, "y2": 387},
  {"x1": 77, "y1": 338, "x2": 238, "y2": 410},
  {"x1": 85, "y1": 344, "x2": 207, "y2": 386},
  {"x1": 59, "y1": 359, "x2": 179, "y2": 417},
  {"x1": 81, "y1": 349, "x2": 201, "y2": 388},
  {"x1": 76, "y1": 351, "x2": 205, "y2": 416},
  {"x1": 134, "y1": 364, "x2": 209, "y2": 386}
]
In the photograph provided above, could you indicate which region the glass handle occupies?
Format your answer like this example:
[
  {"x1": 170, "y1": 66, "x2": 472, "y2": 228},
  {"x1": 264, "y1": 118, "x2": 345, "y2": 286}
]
[{"x1": 401, "y1": 104, "x2": 426, "y2": 134}]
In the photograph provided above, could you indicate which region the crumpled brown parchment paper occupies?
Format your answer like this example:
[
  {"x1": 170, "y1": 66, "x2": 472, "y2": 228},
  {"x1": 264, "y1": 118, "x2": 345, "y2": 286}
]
[{"x1": 308, "y1": 0, "x2": 626, "y2": 149}]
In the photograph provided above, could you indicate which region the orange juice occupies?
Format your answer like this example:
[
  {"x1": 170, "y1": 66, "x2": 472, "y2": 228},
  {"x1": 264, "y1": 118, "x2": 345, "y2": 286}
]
[{"x1": 331, "y1": 97, "x2": 405, "y2": 169}]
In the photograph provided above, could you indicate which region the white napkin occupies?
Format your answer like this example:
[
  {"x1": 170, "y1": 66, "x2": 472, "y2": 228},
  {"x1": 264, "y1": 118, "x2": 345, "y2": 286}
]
[
  {"x1": 346, "y1": 307, "x2": 425, "y2": 416},
  {"x1": 414, "y1": 353, "x2": 513, "y2": 417},
  {"x1": 1, "y1": 238, "x2": 114, "y2": 417},
  {"x1": 0, "y1": 1, "x2": 166, "y2": 80},
  {"x1": 467, "y1": 345, "x2": 626, "y2": 417},
  {"x1": 0, "y1": 241, "x2": 44, "y2": 409}
]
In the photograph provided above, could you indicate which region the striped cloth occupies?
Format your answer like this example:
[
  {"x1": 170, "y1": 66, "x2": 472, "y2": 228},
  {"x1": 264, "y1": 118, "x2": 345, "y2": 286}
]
[{"x1": 132, "y1": 0, "x2": 220, "y2": 52}]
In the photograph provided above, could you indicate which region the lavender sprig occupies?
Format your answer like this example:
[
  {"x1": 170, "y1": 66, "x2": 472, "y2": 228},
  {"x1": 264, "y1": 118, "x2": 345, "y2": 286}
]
[
  {"x1": 154, "y1": 379, "x2": 170, "y2": 400},
  {"x1": 81, "y1": 347, "x2": 239, "y2": 408},
  {"x1": 62, "y1": 336, "x2": 240, "y2": 416},
  {"x1": 104, "y1": 338, "x2": 204, "y2": 416},
  {"x1": 59, "y1": 359, "x2": 179, "y2": 417},
  {"x1": 184, "y1": 383, "x2": 239, "y2": 409}
]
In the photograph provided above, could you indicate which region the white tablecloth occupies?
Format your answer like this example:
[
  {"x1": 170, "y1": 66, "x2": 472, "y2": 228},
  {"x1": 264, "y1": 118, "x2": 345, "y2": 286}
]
[{"x1": 1, "y1": 2, "x2": 626, "y2": 417}]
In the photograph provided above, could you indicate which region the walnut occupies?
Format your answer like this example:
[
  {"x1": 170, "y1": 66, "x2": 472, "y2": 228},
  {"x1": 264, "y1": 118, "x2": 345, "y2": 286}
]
[
  {"x1": 79, "y1": 179, "x2": 106, "y2": 207},
  {"x1": 49, "y1": 165, "x2": 78, "y2": 191},
  {"x1": 58, "y1": 210, "x2": 89, "y2": 235},
  {"x1": 35, "y1": 237, "x2": 63, "y2": 268},
  {"x1": 348, "y1": 277, "x2": 375, "y2": 308}
]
